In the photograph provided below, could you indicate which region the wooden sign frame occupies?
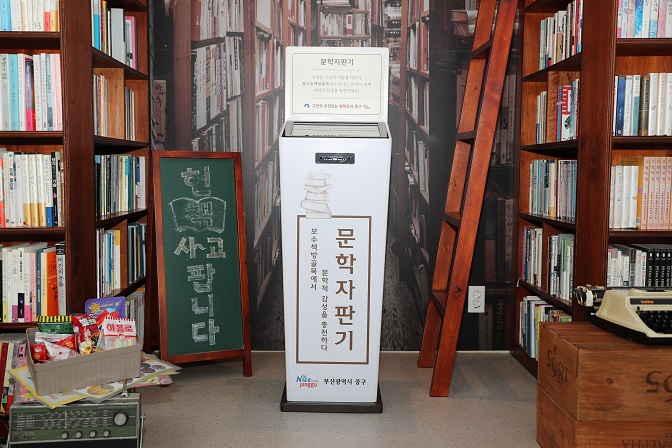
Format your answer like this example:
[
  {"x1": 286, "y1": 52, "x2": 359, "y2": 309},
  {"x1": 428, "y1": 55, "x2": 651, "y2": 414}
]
[{"x1": 152, "y1": 150, "x2": 251, "y2": 375}]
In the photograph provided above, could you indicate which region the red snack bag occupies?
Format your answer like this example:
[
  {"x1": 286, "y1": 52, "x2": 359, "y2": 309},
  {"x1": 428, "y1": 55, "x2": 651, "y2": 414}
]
[
  {"x1": 31, "y1": 344, "x2": 49, "y2": 363},
  {"x1": 71, "y1": 313, "x2": 101, "y2": 355},
  {"x1": 35, "y1": 332, "x2": 79, "y2": 361}
]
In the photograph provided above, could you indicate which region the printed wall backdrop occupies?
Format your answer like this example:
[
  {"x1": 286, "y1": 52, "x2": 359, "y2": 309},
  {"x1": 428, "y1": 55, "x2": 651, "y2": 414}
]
[{"x1": 149, "y1": 0, "x2": 514, "y2": 351}]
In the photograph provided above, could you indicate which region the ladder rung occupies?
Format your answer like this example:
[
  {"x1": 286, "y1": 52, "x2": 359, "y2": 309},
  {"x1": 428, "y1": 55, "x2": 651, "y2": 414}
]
[
  {"x1": 444, "y1": 212, "x2": 461, "y2": 227},
  {"x1": 456, "y1": 131, "x2": 476, "y2": 142},
  {"x1": 471, "y1": 39, "x2": 493, "y2": 59},
  {"x1": 430, "y1": 290, "x2": 448, "y2": 317}
]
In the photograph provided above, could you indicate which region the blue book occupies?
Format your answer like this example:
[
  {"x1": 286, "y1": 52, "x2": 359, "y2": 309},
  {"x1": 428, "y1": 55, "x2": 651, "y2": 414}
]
[
  {"x1": 93, "y1": 5, "x2": 101, "y2": 50},
  {"x1": 45, "y1": 54, "x2": 53, "y2": 131},
  {"x1": 635, "y1": 0, "x2": 644, "y2": 37},
  {"x1": 0, "y1": 0, "x2": 10, "y2": 31},
  {"x1": 8, "y1": 53, "x2": 18, "y2": 131},
  {"x1": 632, "y1": 74, "x2": 641, "y2": 136},
  {"x1": 615, "y1": 75, "x2": 626, "y2": 136},
  {"x1": 650, "y1": 0, "x2": 659, "y2": 37}
]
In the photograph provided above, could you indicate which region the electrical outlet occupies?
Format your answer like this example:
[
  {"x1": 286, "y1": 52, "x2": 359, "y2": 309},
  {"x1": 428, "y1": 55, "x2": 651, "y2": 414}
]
[{"x1": 467, "y1": 286, "x2": 485, "y2": 313}]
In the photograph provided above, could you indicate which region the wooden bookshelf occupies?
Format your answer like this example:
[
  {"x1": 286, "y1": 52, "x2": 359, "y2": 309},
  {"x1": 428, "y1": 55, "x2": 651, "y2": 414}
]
[
  {"x1": 0, "y1": 0, "x2": 151, "y2": 330},
  {"x1": 512, "y1": 0, "x2": 672, "y2": 374}
]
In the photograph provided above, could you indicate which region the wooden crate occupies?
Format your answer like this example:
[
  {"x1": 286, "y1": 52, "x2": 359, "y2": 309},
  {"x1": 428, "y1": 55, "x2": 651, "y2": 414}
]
[
  {"x1": 537, "y1": 385, "x2": 672, "y2": 448},
  {"x1": 538, "y1": 321, "x2": 672, "y2": 422}
]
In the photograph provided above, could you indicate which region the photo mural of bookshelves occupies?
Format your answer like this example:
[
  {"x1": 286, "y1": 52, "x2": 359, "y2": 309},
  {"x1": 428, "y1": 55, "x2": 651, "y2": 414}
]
[
  {"x1": 243, "y1": 0, "x2": 299, "y2": 311},
  {"x1": 0, "y1": 0, "x2": 150, "y2": 341},
  {"x1": 447, "y1": 0, "x2": 517, "y2": 351},
  {"x1": 384, "y1": 0, "x2": 402, "y2": 106},
  {"x1": 510, "y1": 0, "x2": 672, "y2": 374},
  {"x1": 394, "y1": 0, "x2": 434, "y2": 324},
  {"x1": 167, "y1": 0, "x2": 245, "y2": 152}
]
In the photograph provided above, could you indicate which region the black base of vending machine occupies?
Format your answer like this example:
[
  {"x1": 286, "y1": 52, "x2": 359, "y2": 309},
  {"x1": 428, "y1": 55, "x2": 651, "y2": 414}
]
[{"x1": 280, "y1": 386, "x2": 383, "y2": 414}]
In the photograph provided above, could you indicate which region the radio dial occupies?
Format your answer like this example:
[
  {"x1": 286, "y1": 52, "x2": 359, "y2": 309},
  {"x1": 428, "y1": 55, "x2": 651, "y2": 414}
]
[
  {"x1": 60, "y1": 431, "x2": 68, "y2": 439},
  {"x1": 75, "y1": 431, "x2": 83, "y2": 439},
  {"x1": 113, "y1": 412, "x2": 128, "y2": 426},
  {"x1": 89, "y1": 430, "x2": 97, "y2": 438},
  {"x1": 103, "y1": 430, "x2": 111, "y2": 437}
]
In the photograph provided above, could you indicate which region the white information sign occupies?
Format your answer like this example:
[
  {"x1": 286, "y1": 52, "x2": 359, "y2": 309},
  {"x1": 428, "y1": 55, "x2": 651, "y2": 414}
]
[{"x1": 285, "y1": 47, "x2": 389, "y2": 123}]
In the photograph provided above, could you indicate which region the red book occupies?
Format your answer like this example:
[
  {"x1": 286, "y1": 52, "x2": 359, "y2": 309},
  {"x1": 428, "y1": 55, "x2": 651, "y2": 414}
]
[
  {"x1": 45, "y1": 247, "x2": 58, "y2": 315},
  {"x1": 0, "y1": 343, "x2": 8, "y2": 414}
]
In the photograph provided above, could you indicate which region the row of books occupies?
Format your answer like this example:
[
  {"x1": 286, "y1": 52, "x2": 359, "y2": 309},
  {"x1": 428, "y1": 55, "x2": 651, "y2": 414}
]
[
  {"x1": 617, "y1": 0, "x2": 672, "y2": 38},
  {"x1": 256, "y1": 35, "x2": 280, "y2": 94},
  {"x1": 0, "y1": 333, "x2": 28, "y2": 415},
  {"x1": 226, "y1": 36, "x2": 244, "y2": 98},
  {"x1": 522, "y1": 227, "x2": 543, "y2": 289},
  {"x1": 94, "y1": 154, "x2": 146, "y2": 218},
  {"x1": 127, "y1": 222, "x2": 147, "y2": 285},
  {"x1": 0, "y1": 0, "x2": 61, "y2": 32},
  {"x1": 254, "y1": 156, "x2": 277, "y2": 240},
  {"x1": 126, "y1": 287, "x2": 145, "y2": 340},
  {"x1": 192, "y1": 97, "x2": 243, "y2": 152},
  {"x1": 0, "y1": 52, "x2": 62, "y2": 132},
  {"x1": 476, "y1": 290, "x2": 509, "y2": 350},
  {"x1": 613, "y1": 73, "x2": 672, "y2": 137},
  {"x1": 547, "y1": 234, "x2": 575, "y2": 301},
  {"x1": 520, "y1": 296, "x2": 572, "y2": 360},
  {"x1": 406, "y1": 75, "x2": 429, "y2": 128},
  {"x1": 614, "y1": 156, "x2": 672, "y2": 230},
  {"x1": 406, "y1": 20, "x2": 428, "y2": 72},
  {"x1": 320, "y1": 38, "x2": 372, "y2": 48},
  {"x1": 607, "y1": 243, "x2": 672, "y2": 288},
  {"x1": 257, "y1": 0, "x2": 283, "y2": 37},
  {"x1": 320, "y1": 11, "x2": 370, "y2": 37},
  {"x1": 255, "y1": 97, "x2": 282, "y2": 164},
  {"x1": 408, "y1": 130, "x2": 429, "y2": 196},
  {"x1": 0, "y1": 151, "x2": 63, "y2": 228},
  {"x1": 287, "y1": 25, "x2": 307, "y2": 47},
  {"x1": 96, "y1": 227, "x2": 145, "y2": 298},
  {"x1": 287, "y1": 0, "x2": 307, "y2": 27},
  {"x1": 538, "y1": 0, "x2": 583, "y2": 70},
  {"x1": 528, "y1": 159, "x2": 578, "y2": 221},
  {"x1": 492, "y1": 68, "x2": 517, "y2": 165},
  {"x1": 93, "y1": 73, "x2": 136, "y2": 140},
  {"x1": 227, "y1": 96, "x2": 243, "y2": 153},
  {"x1": 91, "y1": 2, "x2": 138, "y2": 70},
  {"x1": 482, "y1": 191, "x2": 513, "y2": 284},
  {"x1": 191, "y1": 43, "x2": 228, "y2": 134},
  {"x1": 609, "y1": 164, "x2": 640, "y2": 229},
  {"x1": 191, "y1": 0, "x2": 240, "y2": 40},
  {"x1": 1, "y1": 242, "x2": 65, "y2": 323},
  {"x1": 535, "y1": 79, "x2": 580, "y2": 144},
  {"x1": 0, "y1": 0, "x2": 59, "y2": 32}
]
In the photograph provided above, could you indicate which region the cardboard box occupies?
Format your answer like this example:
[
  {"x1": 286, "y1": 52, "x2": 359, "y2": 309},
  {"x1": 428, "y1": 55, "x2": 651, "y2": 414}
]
[
  {"x1": 538, "y1": 321, "x2": 672, "y2": 422},
  {"x1": 27, "y1": 328, "x2": 142, "y2": 395},
  {"x1": 537, "y1": 385, "x2": 672, "y2": 448}
]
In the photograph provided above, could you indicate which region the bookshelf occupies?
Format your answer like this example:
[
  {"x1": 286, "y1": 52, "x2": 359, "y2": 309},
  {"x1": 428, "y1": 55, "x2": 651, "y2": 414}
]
[
  {"x1": 394, "y1": 0, "x2": 448, "y2": 324},
  {"x1": 243, "y1": 0, "x2": 284, "y2": 313},
  {"x1": 317, "y1": 0, "x2": 374, "y2": 47},
  {"x1": 384, "y1": 0, "x2": 402, "y2": 105},
  {"x1": 0, "y1": 0, "x2": 151, "y2": 335},
  {"x1": 511, "y1": 0, "x2": 672, "y2": 374}
]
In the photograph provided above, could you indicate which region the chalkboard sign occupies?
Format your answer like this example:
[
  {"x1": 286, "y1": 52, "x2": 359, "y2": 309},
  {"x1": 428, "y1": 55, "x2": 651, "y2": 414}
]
[{"x1": 153, "y1": 151, "x2": 251, "y2": 375}]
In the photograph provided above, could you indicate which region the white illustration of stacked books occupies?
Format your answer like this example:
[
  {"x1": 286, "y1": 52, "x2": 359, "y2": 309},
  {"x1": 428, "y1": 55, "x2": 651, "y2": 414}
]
[{"x1": 301, "y1": 172, "x2": 333, "y2": 218}]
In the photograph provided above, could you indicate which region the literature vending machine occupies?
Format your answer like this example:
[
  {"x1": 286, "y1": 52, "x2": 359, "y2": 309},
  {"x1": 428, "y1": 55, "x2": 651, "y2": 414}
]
[{"x1": 279, "y1": 47, "x2": 390, "y2": 413}]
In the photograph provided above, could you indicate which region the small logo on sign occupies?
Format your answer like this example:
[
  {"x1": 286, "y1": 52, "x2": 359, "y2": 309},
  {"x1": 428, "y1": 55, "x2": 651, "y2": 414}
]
[{"x1": 296, "y1": 374, "x2": 318, "y2": 389}]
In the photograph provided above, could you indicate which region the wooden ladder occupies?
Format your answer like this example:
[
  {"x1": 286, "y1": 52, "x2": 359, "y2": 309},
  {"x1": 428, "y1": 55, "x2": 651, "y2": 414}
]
[{"x1": 417, "y1": 0, "x2": 518, "y2": 397}]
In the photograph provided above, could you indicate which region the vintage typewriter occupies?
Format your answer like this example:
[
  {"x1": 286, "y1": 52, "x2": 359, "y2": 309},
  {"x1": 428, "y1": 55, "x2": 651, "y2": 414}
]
[{"x1": 575, "y1": 286, "x2": 672, "y2": 344}]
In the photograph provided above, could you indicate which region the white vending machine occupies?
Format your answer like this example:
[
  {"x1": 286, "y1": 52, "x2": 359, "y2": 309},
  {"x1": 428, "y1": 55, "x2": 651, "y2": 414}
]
[{"x1": 279, "y1": 46, "x2": 391, "y2": 413}]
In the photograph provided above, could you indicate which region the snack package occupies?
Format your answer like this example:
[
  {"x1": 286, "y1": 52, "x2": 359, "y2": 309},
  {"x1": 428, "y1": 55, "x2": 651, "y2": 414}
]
[
  {"x1": 34, "y1": 332, "x2": 78, "y2": 361},
  {"x1": 71, "y1": 314, "x2": 101, "y2": 355},
  {"x1": 36, "y1": 315, "x2": 74, "y2": 334},
  {"x1": 101, "y1": 317, "x2": 137, "y2": 350}
]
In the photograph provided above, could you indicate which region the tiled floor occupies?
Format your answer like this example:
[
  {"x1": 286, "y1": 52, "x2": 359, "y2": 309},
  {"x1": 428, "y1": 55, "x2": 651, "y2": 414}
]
[{"x1": 140, "y1": 351, "x2": 538, "y2": 448}]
